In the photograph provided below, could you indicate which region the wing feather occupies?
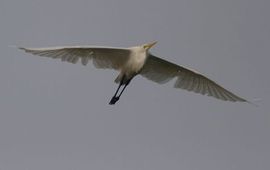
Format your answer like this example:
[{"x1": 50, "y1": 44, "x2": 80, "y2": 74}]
[
  {"x1": 140, "y1": 54, "x2": 247, "y2": 102},
  {"x1": 194, "y1": 77, "x2": 201, "y2": 93},
  {"x1": 19, "y1": 46, "x2": 131, "y2": 70}
]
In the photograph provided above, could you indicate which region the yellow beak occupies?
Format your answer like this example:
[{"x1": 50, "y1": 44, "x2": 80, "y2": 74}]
[{"x1": 145, "y1": 41, "x2": 157, "y2": 50}]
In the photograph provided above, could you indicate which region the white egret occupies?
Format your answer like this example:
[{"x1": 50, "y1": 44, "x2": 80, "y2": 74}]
[{"x1": 19, "y1": 42, "x2": 248, "y2": 105}]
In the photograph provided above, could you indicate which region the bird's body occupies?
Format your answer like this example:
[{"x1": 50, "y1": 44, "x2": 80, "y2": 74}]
[
  {"x1": 19, "y1": 42, "x2": 248, "y2": 105},
  {"x1": 115, "y1": 46, "x2": 148, "y2": 84}
]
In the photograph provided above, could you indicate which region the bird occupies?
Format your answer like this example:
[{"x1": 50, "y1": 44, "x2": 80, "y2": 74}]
[{"x1": 18, "y1": 42, "x2": 248, "y2": 105}]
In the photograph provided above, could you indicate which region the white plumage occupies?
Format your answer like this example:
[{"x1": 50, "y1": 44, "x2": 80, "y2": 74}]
[{"x1": 19, "y1": 42, "x2": 247, "y2": 104}]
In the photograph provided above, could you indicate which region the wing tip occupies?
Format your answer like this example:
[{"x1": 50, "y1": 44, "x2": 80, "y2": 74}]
[
  {"x1": 9, "y1": 45, "x2": 25, "y2": 50},
  {"x1": 15, "y1": 46, "x2": 27, "y2": 51},
  {"x1": 245, "y1": 99, "x2": 259, "y2": 107}
]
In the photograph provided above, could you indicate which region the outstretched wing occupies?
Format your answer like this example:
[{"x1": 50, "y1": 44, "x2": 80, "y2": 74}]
[
  {"x1": 140, "y1": 54, "x2": 247, "y2": 102},
  {"x1": 19, "y1": 46, "x2": 131, "y2": 70}
]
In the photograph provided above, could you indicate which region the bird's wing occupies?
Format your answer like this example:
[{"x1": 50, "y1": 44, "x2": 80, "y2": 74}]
[
  {"x1": 140, "y1": 54, "x2": 247, "y2": 102},
  {"x1": 19, "y1": 46, "x2": 131, "y2": 70}
]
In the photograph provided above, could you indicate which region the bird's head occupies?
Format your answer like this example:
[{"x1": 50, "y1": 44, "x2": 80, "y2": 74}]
[{"x1": 142, "y1": 41, "x2": 157, "y2": 51}]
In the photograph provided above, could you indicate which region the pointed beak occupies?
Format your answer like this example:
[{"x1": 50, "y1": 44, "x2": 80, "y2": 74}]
[{"x1": 146, "y1": 41, "x2": 157, "y2": 50}]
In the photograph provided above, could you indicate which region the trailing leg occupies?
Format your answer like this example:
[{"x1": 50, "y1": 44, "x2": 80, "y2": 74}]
[
  {"x1": 109, "y1": 77, "x2": 132, "y2": 105},
  {"x1": 109, "y1": 81, "x2": 123, "y2": 105},
  {"x1": 117, "y1": 79, "x2": 131, "y2": 99}
]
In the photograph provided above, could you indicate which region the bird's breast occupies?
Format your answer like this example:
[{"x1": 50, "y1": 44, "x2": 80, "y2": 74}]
[{"x1": 122, "y1": 52, "x2": 147, "y2": 76}]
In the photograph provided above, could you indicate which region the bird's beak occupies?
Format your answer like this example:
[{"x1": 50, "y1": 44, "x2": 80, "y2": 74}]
[{"x1": 145, "y1": 41, "x2": 157, "y2": 50}]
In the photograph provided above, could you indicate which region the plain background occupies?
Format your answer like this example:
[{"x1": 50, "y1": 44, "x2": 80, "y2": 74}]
[{"x1": 0, "y1": 0, "x2": 269, "y2": 170}]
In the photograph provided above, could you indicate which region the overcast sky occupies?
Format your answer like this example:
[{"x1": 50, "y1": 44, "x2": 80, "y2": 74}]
[{"x1": 0, "y1": 0, "x2": 269, "y2": 170}]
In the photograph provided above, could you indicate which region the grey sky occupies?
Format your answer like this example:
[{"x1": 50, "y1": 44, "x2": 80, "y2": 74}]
[{"x1": 0, "y1": 0, "x2": 269, "y2": 170}]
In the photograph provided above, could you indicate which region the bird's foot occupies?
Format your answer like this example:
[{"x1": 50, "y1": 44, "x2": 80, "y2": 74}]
[{"x1": 109, "y1": 96, "x2": 119, "y2": 105}]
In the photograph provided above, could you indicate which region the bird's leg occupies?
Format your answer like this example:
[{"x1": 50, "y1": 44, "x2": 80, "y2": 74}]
[
  {"x1": 117, "y1": 79, "x2": 131, "y2": 99},
  {"x1": 110, "y1": 78, "x2": 132, "y2": 104},
  {"x1": 109, "y1": 82, "x2": 123, "y2": 105},
  {"x1": 109, "y1": 76, "x2": 126, "y2": 105},
  {"x1": 109, "y1": 77, "x2": 132, "y2": 105}
]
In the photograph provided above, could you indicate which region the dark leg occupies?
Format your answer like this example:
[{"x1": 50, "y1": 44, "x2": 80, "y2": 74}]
[
  {"x1": 109, "y1": 77, "x2": 132, "y2": 105},
  {"x1": 109, "y1": 81, "x2": 123, "y2": 105},
  {"x1": 117, "y1": 79, "x2": 131, "y2": 98}
]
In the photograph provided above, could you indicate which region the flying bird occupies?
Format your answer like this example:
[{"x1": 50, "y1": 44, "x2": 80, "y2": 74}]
[{"x1": 18, "y1": 42, "x2": 248, "y2": 105}]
